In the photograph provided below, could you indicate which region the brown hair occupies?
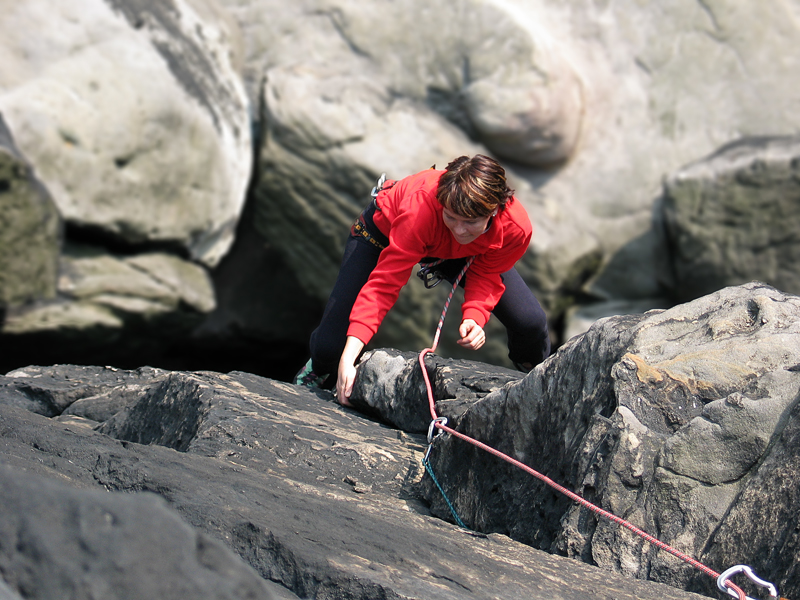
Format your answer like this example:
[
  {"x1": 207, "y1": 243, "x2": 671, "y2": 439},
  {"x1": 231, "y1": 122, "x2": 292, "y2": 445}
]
[{"x1": 436, "y1": 155, "x2": 514, "y2": 218}]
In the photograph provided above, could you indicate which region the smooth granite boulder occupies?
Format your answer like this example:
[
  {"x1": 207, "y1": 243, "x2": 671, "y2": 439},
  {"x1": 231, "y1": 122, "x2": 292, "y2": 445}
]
[{"x1": 0, "y1": 0, "x2": 251, "y2": 267}]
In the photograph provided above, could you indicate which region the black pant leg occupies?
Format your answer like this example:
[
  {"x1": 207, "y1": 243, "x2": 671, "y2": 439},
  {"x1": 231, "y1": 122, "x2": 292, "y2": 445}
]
[
  {"x1": 491, "y1": 267, "x2": 550, "y2": 367},
  {"x1": 309, "y1": 234, "x2": 382, "y2": 375}
]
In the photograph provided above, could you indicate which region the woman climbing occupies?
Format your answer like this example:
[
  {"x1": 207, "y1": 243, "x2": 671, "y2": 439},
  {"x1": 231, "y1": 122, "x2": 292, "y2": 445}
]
[{"x1": 294, "y1": 154, "x2": 550, "y2": 405}]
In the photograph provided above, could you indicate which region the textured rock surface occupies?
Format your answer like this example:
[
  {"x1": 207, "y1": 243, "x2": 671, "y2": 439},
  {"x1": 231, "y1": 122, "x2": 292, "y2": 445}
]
[
  {"x1": 662, "y1": 136, "x2": 800, "y2": 302},
  {"x1": 0, "y1": 0, "x2": 251, "y2": 267},
  {"x1": 350, "y1": 348, "x2": 522, "y2": 433},
  {"x1": 415, "y1": 282, "x2": 800, "y2": 598},
  {"x1": 0, "y1": 113, "x2": 60, "y2": 308},
  {"x1": 0, "y1": 465, "x2": 278, "y2": 600},
  {"x1": 0, "y1": 365, "x2": 706, "y2": 600}
]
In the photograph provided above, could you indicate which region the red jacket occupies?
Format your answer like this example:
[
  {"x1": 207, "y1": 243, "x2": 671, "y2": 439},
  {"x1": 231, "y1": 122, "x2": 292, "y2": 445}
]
[{"x1": 347, "y1": 168, "x2": 533, "y2": 345}]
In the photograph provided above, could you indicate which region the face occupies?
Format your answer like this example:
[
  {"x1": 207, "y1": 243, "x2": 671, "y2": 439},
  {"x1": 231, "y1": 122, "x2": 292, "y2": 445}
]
[{"x1": 442, "y1": 208, "x2": 494, "y2": 245}]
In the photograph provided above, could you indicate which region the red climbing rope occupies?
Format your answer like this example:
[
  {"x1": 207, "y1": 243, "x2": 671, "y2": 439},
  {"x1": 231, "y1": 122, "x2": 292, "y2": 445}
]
[{"x1": 417, "y1": 262, "x2": 779, "y2": 600}]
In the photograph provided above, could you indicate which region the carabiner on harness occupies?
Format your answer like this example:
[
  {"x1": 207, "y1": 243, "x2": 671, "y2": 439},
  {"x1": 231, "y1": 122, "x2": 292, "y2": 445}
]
[
  {"x1": 717, "y1": 565, "x2": 779, "y2": 600},
  {"x1": 417, "y1": 264, "x2": 444, "y2": 289},
  {"x1": 371, "y1": 173, "x2": 387, "y2": 198}
]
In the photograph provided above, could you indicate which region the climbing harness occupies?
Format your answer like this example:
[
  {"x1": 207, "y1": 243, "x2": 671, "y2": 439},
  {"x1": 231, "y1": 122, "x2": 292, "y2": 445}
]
[
  {"x1": 351, "y1": 173, "x2": 398, "y2": 249},
  {"x1": 417, "y1": 260, "x2": 785, "y2": 600},
  {"x1": 351, "y1": 217, "x2": 387, "y2": 250}
]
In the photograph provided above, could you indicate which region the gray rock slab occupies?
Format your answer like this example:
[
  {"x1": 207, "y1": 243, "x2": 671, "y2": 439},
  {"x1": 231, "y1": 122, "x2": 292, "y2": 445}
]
[
  {"x1": 0, "y1": 366, "x2": 707, "y2": 600},
  {"x1": 0, "y1": 464, "x2": 277, "y2": 600},
  {"x1": 0, "y1": 364, "x2": 167, "y2": 418},
  {"x1": 412, "y1": 282, "x2": 800, "y2": 598}
]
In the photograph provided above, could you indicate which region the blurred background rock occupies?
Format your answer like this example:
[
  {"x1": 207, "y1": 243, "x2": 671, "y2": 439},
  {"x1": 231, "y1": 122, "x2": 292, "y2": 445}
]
[{"x1": 1, "y1": 0, "x2": 799, "y2": 380}]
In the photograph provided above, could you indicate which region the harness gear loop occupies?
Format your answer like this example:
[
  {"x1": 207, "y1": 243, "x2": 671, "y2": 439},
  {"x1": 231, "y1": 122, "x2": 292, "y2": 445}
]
[
  {"x1": 717, "y1": 565, "x2": 779, "y2": 600},
  {"x1": 417, "y1": 260, "x2": 446, "y2": 289}
]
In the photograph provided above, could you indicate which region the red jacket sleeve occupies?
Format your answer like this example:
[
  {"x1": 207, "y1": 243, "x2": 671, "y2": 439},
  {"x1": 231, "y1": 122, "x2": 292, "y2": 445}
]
[
  {"x1": 460, "y1": 226, "x2": 531, "y2": 327},
  {"x1": 346, "y1": 192, "x2": 436, "y2": 344}
]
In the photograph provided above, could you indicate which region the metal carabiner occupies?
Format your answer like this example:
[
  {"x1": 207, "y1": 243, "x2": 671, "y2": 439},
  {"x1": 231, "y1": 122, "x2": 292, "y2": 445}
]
[
  {"x1": 371, "y1": 173, "x2": 387, "y2": 198},
  {"x1": 427, "y1": 417, "x2": 448, "y2": 444},
  {"x1": 717, "y1": 565, "x2": 779, "y2": 600}
]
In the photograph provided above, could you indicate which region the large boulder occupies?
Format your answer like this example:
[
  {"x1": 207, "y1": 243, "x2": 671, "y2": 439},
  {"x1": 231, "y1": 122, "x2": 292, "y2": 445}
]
[
  {"x1": 0, "y1": 0, "x2": 251, "y2": 373},
  {"x1": 0, "y1": 113, "x2": 61, "y2": 309},
  {"x1": 354, "y1": 282, "x2": 800, "y2": 598},
  {"x1": 528, "y1": 1, "x2": 800, "y2": 308},
  {"x1": 0, "y1": 0, "x2": 251, "y2": 268},
  {"x1": 661, "y1": 136, "x2": 800, "y2": 302}
]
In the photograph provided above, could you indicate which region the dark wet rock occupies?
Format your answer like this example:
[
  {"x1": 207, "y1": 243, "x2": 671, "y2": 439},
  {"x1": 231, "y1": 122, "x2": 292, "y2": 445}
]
[
  {"x1": 0, "y1": 465, "x2": 277, "y2": 600},
  {"x1": 350, "y1": 348, "x2": 522, "y2": 433},
  {"x1": 0, "y1": 364, "x2": 167, "y2": 418},
  {"x1": 0, "y1": 364, "x2": 706, "y2": 600},
  {"x1": 410, "y1": 282, "x2": 800, "y2": 599}
]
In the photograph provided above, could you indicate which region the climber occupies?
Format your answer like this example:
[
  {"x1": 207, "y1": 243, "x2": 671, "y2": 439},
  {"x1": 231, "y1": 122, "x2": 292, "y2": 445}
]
[{"x1": 294, "y1": 154, "x2": 550, "y2": 405}]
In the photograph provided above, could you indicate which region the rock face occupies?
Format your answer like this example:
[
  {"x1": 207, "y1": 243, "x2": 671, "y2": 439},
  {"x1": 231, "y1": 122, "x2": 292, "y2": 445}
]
[
  {"x1": 662, "y1": 136, "x2": 800, "y2": 302},
  {"x1": 0, "y1": 465, "x2": 278, "y2": 600},
  {"x1": 0, "y1": 0, "x2": 251, "y2": 267},
  {"x1": 525, "y1": 1, "x2": 800, "y2": 309},
  {"x1": 415, "y1": 282, "x2": 800, "y2": 598},
  {"x1": 0, "y1": 364, "x2": 706, "y2": 600},
  {"x1": 0, "y1": 113, "x2": 61, "y2": 309},
  {"x1": 0, "y1": 0, "x2": 249, "y2": 373},
  {"x1": 1, "y1": 283, "x2": 797, "y2": 599}
]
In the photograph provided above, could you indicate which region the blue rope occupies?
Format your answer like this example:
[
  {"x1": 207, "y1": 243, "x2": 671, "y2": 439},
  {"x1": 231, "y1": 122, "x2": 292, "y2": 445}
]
[{"x1": 423, "y1": 450, "x2": 468, "y2": 529}]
